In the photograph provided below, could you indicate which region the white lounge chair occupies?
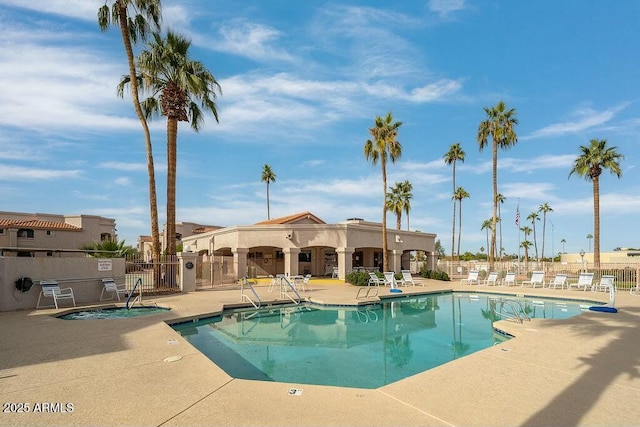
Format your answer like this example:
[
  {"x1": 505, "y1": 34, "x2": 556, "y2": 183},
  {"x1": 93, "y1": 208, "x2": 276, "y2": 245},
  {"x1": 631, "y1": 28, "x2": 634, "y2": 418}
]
[
  {"x1": 100, "y1": 278, "x2": 128, "y2": 301},
  {"x1": 631, "y1": 282, "x2": 640, "y2": 296},
  {"x1": 399, "y1": 270, "x2": 418, "y2": 286},
  {"x1": 501, "y1": 272, "x2": 517, "y2": 287},
  {"x1": 483, "y1": 272, "x2": 499, "y2": 286},
  {"x1": 36, "y1": 280, "x2": 76, "y2": 309},
  {"x1": 521, "y1": 271, "x2": 545, "y2": 288},
  {"x1": 460, "y1": 270, "x2": 480, "y2": 285},
  {"x1": 546, "y1": 274, "x2": 567, "y2": 289},
  {"x1": 331, "y1": 267, "x2": 339, "y2": 278},
  {"x1": 368, "y1": 272, "x2": 384, "y2": 286},
  {"x1": 383, "y1": 271, "x2": 397, "y2": 287},
  {"x1": 592, "y1": 275, "x2": 615, "y2": 292},
  {"x1": 567, "y1": 272, "x2": 595, "y2": 291}
]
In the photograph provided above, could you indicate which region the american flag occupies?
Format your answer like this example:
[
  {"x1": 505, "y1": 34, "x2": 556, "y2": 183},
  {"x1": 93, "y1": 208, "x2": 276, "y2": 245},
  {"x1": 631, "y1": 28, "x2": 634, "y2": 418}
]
[{"x1": 515, "y1": 209, "x2": 520, "y2": 227}]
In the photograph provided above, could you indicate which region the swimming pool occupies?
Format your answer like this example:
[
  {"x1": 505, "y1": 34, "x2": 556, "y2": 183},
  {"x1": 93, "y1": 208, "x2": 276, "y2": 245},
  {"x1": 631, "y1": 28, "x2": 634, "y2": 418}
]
[
  {"x1": 172, "y1": 293, "x2": 595, "y2": 389},
  {"x1": 59, "y1": 306, "x2": 170, "y2": 320}
]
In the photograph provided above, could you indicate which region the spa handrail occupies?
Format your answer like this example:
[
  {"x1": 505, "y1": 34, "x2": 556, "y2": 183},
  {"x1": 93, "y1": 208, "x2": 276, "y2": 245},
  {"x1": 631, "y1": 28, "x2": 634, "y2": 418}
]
[{"x1": 126, "y1": 278, "x2": 142, "y2": 309}]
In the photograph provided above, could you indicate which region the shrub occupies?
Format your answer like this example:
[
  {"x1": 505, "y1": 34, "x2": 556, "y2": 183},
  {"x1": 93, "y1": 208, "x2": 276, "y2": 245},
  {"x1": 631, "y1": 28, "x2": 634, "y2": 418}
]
[
  {"x1": 345, "y1": 271, "x2": 371, "y2": 286},
  {"x1": 419, "y1": 267, "x2": 450, "y2": 281}
]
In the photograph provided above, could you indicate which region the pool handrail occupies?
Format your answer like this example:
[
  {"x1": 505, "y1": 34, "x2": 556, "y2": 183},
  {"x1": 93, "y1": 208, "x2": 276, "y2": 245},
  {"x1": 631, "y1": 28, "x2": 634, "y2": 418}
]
[
  {"x1": 277, "y1": 275, "x2": 301, "y2": 304},
  {"x1": 126, "y1": 278, "x2": 142, "y2": 309},
  {"x1": 240, "y1": 277, "x2": 262, "y2": 309}
]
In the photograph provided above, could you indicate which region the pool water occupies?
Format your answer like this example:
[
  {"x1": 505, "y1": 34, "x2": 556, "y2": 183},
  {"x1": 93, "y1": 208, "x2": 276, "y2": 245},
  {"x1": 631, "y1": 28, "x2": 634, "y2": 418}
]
[
  {"x1": 59, "y1": 306, "x2": 170, "y2": 320},
  {"x1": 172, "y1": 293, "x2": 595, "y2": 389}
]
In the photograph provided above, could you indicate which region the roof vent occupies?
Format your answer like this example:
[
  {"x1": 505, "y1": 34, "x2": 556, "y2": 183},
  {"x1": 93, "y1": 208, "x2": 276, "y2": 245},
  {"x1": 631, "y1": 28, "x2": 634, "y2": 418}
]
[{"x1": 346, "y1": 218, "x2": 364, "y2": 222}]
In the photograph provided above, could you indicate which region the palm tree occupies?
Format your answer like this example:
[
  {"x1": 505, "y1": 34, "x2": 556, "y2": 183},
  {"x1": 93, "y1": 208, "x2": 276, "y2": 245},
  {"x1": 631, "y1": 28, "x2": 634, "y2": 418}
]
[
  {"x1": 99, "y1": 0, "x2": 162, "y2": 281},
  {"x1": 444, "y1": 143, "x2": 465, "y2": 261},
  {"x1": 261, "y1": 164, "x2": 276, "y2": 220},
  {"x1": 496, "y1": 193, "x2": 505, "y2": 260},
  {"x1": 477, "y1": 101, "x2": 518, "y2": 267},
  {"x1": 538, "y1": 202, "x2": 553, "y2": 260},
  {"x1": 561, "y1": 238, "x2": 567, "y2": 253},
  {"x1": 135, "y1": 30, "x2": 222, "y2": 256},
  {"x1": 569, "y1": 139, "x2": 623, "y2": 267},
  {"x1": 527, "y1": 211, "x2": 540, "y2": 262},
  {"x1": 453, "y1": 187, "x2": 470, "y2": 260},
  {"x1": 386, "y1": 183, "x2": 404, "y2": 230},
  {"x1": 364, "y1": 112, "x2": 402, "y2": 272},
  {"x1": 520, "y1": 240, "x2": 533, "y2": 267},
  {"x1": 586, "y1": 233, "x2": 593, "y2": 252},
  {"x1": 481, "y1": 219, "x2": 492, "y2": 259},
  {"x1": 400, "y1": 180, "x2": 413, "y2": 230}
]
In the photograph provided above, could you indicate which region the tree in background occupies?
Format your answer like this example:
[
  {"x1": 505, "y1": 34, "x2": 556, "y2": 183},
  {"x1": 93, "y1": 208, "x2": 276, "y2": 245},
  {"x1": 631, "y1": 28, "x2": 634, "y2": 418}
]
[
  {"x1": 453, "y1": 187, "x2": 470, "y2": 261},
  {"x1": 400, "y1": 180, "x2": 413, "y2": 230},
  {"x1": 496, "y1": 193, "x2": 506, "y2": 260},
  {"x1": 98, "y1": 0, "x2": 162, "y2": 281},
  {"x1": 527, "y1": 211, "x2": 540, "y2": 261},
  {"x1": 444, "y1": 142, "x2": 465, "y2": 260},
  {"x1": 481, "y1": 219, "x2": 492, "y2": 261},
  {"x1": 364, "y1": 112, "x2": 402, "y2": 272},
  {"x1": 561, "y1": 238, "x2": 567, "y2": 253},
  {"x1": 538, "y1": 202, "x2": 553, "y2": 260},
  {"x1": 133, "y1": 30, "x2": 221, "y2": 256},
  {"x1": 261, "y1": 164, "x2": 276, "y2": 220},
  {"x1": 569, "y1": 139, "x2": 623, "y2": 267},
  {"x1": 477, "y1": 101, "x2": 518, "y2": 266},
  {"x1": 586, "y1": 233, "x2": 593, "y2": 252},
  {"x1": 386, "y1": 182, "x2": 404, "y2": 230}
]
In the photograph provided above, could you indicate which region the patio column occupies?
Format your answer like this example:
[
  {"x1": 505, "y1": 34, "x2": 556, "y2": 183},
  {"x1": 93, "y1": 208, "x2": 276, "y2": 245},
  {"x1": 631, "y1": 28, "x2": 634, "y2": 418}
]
[
  {"x1": 391, "y1": 249, "x2": 403, "y2": 273},
  {"x1": 336, "y1": 247, "x2": 354, "y2": 280},
  {"x1": 232, "y1": 247, "x2": 248, "y2": 281},
  {"x1": 177, "y1": 250, "x2": 197, "y2": 293},
  {"x1": 283, "y1": 247, "x2": 300, "y2": 277}
]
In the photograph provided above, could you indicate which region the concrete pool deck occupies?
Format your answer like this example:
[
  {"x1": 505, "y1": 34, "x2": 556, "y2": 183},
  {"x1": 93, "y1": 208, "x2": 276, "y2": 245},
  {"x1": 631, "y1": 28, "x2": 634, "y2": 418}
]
[{"x1": 1, "y1": 278, "x2": 639, "y2": 426}]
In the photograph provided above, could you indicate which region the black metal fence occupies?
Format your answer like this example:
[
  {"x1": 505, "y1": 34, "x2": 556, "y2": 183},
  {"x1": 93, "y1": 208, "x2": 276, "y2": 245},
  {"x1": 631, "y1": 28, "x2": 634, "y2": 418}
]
[{"x1": 125, "y1": 254, "x2": 181, "y2": 294}]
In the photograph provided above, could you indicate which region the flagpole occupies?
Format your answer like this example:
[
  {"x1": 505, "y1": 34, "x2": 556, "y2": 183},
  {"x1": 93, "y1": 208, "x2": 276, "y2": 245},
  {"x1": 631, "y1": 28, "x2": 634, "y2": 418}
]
[{"x1": 516, "y1": 199, "x2": 521, "y2": 274}]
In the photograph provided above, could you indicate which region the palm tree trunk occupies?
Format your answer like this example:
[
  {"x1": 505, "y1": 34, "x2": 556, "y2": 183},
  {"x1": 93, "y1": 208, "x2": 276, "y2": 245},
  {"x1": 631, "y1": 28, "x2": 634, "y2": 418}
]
[
  {"x1": 593, "y1": 177, "x2": 600, "y2": 268},
  {"x1": 498, "y1": 202, "x2": 503, "y2": 261},
  {"x1": 541, "y1": 215, "x2": 547, "y2": 261},
  {"x1": 532, "y1": 223, "x2": 539, "y2": 262},
  {"x1": 266, "y1": 182, "x2": 271, "y2": 220},
  {"x1": 381, "y1": 157, "x2": 389, "y2": 272},
  {"x1": 490, "y1": 143, "x2": 498, "y2": 267},
  {"x1": 452, "y1": 162, "x2": 456, "y2": 263},
  {"x1": 457, "y1": 199, "x2": 463, "y2": 259},
  {"x1": 166, "y1": 117, "x2": 178, "y2": 257},
  {"x1": 396, "y1": 214, "x2": 401, "y2": 230},
  {"x1": 117, "y1": 4, "x2": 161, "y2": 286}
]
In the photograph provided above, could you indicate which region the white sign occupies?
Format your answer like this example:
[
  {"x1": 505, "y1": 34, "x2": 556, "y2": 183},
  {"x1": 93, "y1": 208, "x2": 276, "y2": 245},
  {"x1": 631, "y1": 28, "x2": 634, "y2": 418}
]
[{"x1": 97, "y1": 259, "x2": 113, "y2": 271}]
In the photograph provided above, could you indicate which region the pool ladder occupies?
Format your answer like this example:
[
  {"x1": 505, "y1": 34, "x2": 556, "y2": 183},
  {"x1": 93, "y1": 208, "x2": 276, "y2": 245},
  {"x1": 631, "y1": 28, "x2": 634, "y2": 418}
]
[
  {"x1": 126, "y1": 278, "x2": 143, "y2": 309},
  {"x1": 241, "y1": 277, "x2": 262, "y2": 309},
  {"x1": 493, "y1": 299, "x2": 531, "y2": 324},
  {"x1": 277, "y1": 275, "x2": 301, "y2": 305}
]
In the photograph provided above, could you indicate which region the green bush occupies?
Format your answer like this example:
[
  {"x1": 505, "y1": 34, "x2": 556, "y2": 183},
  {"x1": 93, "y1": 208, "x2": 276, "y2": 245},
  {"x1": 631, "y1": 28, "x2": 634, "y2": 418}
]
[
  {"x1": 419, "y1": 267, "x2": 450, "y2": 281},
  {"x1": 346, "y1": 271, "x2": 372, "y2": 286}
]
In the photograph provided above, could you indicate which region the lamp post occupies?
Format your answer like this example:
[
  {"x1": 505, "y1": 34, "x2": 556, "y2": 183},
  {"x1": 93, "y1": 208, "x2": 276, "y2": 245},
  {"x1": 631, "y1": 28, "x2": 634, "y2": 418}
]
[{"x1": 580, "y1": 249, "x2": 585, "y2": 272}]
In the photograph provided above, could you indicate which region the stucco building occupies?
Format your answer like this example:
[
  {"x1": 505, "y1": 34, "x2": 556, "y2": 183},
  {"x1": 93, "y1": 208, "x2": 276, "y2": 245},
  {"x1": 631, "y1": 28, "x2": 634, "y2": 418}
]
[
  {"x1": 0, "y1": 211, "x2": 117, "y2": 257},
  {"x1": 180, "y1": 212, "x2": 437, "y2": 280}
]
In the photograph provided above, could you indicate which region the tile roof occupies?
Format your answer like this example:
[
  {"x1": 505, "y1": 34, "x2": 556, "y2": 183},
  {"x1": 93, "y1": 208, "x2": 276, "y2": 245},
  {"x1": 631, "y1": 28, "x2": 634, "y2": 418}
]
[
  {"x1": 0, "y1": 219, "x2": 82, "y2": 231},
  {"x1": 254, "y1": 211, "x2": 325, "y2": 225}
]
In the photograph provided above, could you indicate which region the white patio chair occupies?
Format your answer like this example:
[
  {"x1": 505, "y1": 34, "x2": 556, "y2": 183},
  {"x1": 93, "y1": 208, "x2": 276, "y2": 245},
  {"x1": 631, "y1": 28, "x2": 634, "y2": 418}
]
[
  {"x1": 331, "y1": 267, "x2": 338, "y2": 278},
  {"x1": 546, "y1": 274, "x2": 567, "y2": 289},
  {"x1": 592, "y1": 275, "x2": 615, "y2": 292},
  {"x1": 460, "y1": 270, "x2": 479, "y2": 285},
  {"x1": 567, "y1": 272, "x2": 595, "y2": 291},
  {"x1": 36, "y1": 280, "x2": 76, "y2": 309},
  {"x1": 501, "y1": 272, "x2": 517, "y2": 287},
  {"x1": 521, "y1": 271, "x2": 545, "y2": 288},
  {"x1": 400, "y1": 270, "x2": 418, "y2": 286},
  {"x1": 383, "y1": 271, "x2": 397, "y2": 287},
  {"x1": 100, "y1": 278, "x2": 128, "y2": 301},
  {"x1": 368, "y1": 272, "x2": 384, "y2": 286},
  {"x1": 483, "y1": 272, "x2": 499, "y2": 286}
]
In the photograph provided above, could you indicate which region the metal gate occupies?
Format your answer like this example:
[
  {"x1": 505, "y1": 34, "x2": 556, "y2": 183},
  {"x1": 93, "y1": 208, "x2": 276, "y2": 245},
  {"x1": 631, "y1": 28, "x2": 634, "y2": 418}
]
[{"x1": 125, "y1": 254, "x2": 181, "y2": 294}]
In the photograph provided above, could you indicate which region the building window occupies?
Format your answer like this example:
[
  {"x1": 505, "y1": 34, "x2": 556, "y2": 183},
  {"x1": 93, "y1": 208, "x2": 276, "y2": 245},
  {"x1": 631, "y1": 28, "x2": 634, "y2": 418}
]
[
  {"x1": 298, "y1": 251, "x2": 311, "y2": 263},
  {"x1": 0, "y1": 228, "x2": 4, "y2": 235},
  {"x1": 175, "y1": 233, "x2": 182, "y2": 241},
  {"x1": 17, "y1": 228, "x2": 34, "y2": 238},
  {"x1": 100, "y1": 233, "x2": 111, "y2": 241},
  {"x1": 46, "y1": 230, "x2": 54, "y2": 237}
]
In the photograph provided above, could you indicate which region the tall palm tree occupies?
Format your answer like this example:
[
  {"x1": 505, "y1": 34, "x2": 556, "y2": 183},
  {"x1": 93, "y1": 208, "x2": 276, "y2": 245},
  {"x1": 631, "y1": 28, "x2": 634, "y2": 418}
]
[
  {"x1": 569, "y1": 139, "x2": 623, "y2": 267},
  {"x1": 538, "y1": 202, "x2": 553, "y2": 260},
  {"x1": 99, "y1": 0, "x2": 162, "y2": 280},
  {"x1": 400, "y1": 180, "x2": 413, "y2": 230},
  {"x1": 444, "y1": 143, "x2": 465, "y2": 261},
  {"x1": 481, "y1": 219, "x2": 492, "y2": 259},
  {"x1": 477, "y1": 101, "x2": 518, "y2": 267},
  {"x1": 520, "y1": 240, "x2": 533, "y2": 267},
  {"x1": 364, "y1": 112, "x2": 402, "y2": 272},
  {"x1": 453, "y1": 187, "x2": 470, "y2": 260},
  {"x1": 586, "y1": 233, "x2": 593, "y2": 252},
  {"x1": 561, "y1": 238, "x2": 567, "y2": 253},
  {"x1": 527, "y1": 211, "x2": 540, "y2": 262},
  {"x1": 135, "y1": 30, "x2": 221, "y2": 256},
  {"x1": 261, "y1": 164, "x2": 276, "y2": 220},
  {"x1": 496, "y1": 193, "x2": 506, "y2": 260},
  {"x1": 386, "y1": 183, "x2": 404, "y2": 230}
]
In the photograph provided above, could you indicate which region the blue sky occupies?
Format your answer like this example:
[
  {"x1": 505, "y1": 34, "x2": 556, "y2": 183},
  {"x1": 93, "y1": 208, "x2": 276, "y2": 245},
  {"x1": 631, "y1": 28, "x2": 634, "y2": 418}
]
[{"x1": 1, "y1": 0, "x2": 639, "y2": 256}]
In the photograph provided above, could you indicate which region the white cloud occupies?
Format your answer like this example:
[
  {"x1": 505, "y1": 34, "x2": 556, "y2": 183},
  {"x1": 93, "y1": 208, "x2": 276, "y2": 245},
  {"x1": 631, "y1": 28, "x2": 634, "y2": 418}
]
[
  {"x1": 523, "y1": 103, "x2": 629, "y2": 140},
  {"x1": 0, "y1": 164, "x2": 82, "y2": 181},
  {"x1": 428, "y1": 0, "x2": 467, "y2": 16}
]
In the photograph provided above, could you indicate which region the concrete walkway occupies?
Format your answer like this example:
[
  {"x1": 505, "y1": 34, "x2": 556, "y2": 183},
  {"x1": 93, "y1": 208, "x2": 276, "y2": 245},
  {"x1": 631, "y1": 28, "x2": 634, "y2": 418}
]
[{"x1": 1, "y1": 278, "x2": 639, "y2": 426}]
